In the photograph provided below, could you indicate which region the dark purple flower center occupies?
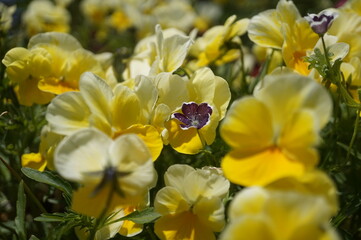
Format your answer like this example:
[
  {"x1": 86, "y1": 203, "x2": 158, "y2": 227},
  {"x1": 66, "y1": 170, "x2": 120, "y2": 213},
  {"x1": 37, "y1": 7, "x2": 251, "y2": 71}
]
[{"x1": 172, "y1": 102, "x2": 213, "y2": 130}]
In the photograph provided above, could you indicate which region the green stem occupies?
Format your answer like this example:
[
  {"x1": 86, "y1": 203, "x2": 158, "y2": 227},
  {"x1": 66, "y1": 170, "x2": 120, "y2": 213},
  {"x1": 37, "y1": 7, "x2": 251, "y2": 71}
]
[
  {"x1": 346, "y1": 108, "x2": 361, "y2": 162},
  {"x1": 239, "y1": 45, "x2": 248, "y2": 94},
  {"x1": 249, "y1": 49, "x2": 275, "y2": 92},
  {"x1": 0, "y1": 157, "x2": 47, "y2": 214}
]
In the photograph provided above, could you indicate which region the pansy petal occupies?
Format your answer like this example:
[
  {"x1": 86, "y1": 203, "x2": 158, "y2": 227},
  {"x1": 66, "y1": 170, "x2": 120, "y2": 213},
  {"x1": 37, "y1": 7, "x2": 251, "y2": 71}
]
[
  {"x1": 193, "y1": 197, "x2": 225, "y2": 232},
  {"x1": 154, "y1": 186, "x2": 190, "y2": 216},
  {"x1": 21, "y1": 153, "x2": 46, "y2": 172},
  {"x1": 220, "y1": 97, "x2": 273, "y2": 154},
  {"x1": 248, "y1": 9, "x2": 283, "y2": 49},
  {"x1": 28, "y1": 32, "x2": 82, "y2": 50},
  {"x1": 220, "y1": 216, "x2": 275, "y2": 240},
  {"x1": 154, "y1": 73, "x2": 190, "y2": 112},
  {"x1": 109, "y1": 134, "x2": 157, "y2": 198},
  {"x1": 54, "y1": 128, "x2": 111, "y2": 182},
  {"x1": 165, "y1": 119, "x2": 204, "y2": 154},
  {"x1": 221, "y1": 148, "x2": 305, "y2": 186},
  {"x1": 118, "y1": 206, "x2": 144, "y2": 237},
  {"x1": 154, "y1": 212, "x2": 216, "y2": 240},
  {"x1": 79, "y1": 72, "x2": 113, "y2": 125},
  {"x1": 47, "y1": 92, "x2": 90, "y2": 135},
  {"x1": 164, "y1": 164, "x2": 195, "y2": 190},
  {"x1": 119, "y1": 124, "x2": 163, "y2": 161},
  {"x1": 112, "y1": 84, "x2": 141, "y2": 131}
]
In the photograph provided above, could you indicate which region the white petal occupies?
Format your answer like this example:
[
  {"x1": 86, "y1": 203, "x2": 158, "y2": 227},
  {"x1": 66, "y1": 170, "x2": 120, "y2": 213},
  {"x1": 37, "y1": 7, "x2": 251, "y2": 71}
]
[{"x1": 54, "y1": 128, "x2": 112, "y2": 182}]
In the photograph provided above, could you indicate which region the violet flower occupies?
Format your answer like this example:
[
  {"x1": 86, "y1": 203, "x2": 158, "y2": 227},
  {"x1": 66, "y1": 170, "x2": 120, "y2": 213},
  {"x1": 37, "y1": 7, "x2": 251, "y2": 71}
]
[
  {"x1": 305, "y1": 10, "x2": 338, "y2": 36},
  {"x1": 172, "y1": 102, "x2": 213, "y2": 130}
]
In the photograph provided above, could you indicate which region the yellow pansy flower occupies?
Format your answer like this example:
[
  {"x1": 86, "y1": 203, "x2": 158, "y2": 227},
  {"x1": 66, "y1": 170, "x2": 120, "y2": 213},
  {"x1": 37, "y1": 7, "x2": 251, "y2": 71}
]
[
  {"x1": 248, "y1": 0, "x2": 319, "y2": 75},
  {"x1": 220, "y1": 187, "x2": 340, "y2": 240},
  {"x1": 54, "y1": 128, "x2": 157, "y2": 218},
  {"x1": 154, "y1": 164, "x2": 230, "y2": 240},
  {"x1": 220, "y1": 72, "x2": 332, "y2": 186},
  {"x1": 154, "y1": 67, "x2": 231, "y2": 154},
  {"x1": 2, "y1": 32, "x2": 108, "y2": 106},
  {"x1": 22, "y1": 0, "x2": 70, "y2": 36},
  {"x1": 46, "y1": 72, "x2": 163, "y2": 160},
  {"x1": 190, "y1": 15, "x2": 249, "y2": 67}
]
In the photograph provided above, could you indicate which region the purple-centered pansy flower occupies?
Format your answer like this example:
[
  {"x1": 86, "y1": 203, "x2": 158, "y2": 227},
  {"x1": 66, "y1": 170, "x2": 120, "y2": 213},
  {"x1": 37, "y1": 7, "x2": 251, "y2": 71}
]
[
  {"x1": 305, "y1": 10, "x2": 338, "y2": 36},
  {"x1": 172, "y1": 102, "x2": 213, "y2": 130}
]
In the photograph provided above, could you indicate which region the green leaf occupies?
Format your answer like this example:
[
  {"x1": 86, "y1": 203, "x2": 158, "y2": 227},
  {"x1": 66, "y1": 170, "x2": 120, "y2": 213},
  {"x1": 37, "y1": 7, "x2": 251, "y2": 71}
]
[
  {"x1": 15, "y1": 181, "x2": 26, "y2": 240},
  {"x1": 34, "y1": 213, "x2": 67, "y2": 222},
  {"x1": 110, "y1": 207, "x2": 161, "y2": 225},
  {"x1": 21, "y1": 167, "x2": 72, "y2": 200}
]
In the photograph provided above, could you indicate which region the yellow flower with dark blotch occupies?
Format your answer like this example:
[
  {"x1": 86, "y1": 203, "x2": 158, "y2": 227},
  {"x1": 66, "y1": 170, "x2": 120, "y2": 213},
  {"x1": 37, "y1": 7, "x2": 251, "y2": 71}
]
[
  {"x1": 54, "y1": 128, "x2": 157, "y2": 218},
  {"x1": 22, "y1": 0, "x2": 70, "y2": 36},
  {"x1": 154, "y1": 164, "x2": 230, "y2": 240},
  {"x1": 190, "y1": 15, "x2": 249, "y2": 67},
  {"x1": 2, "y1": 32, "x2": 109, "y2": 106},
  {"x1": 220, "y1": 72, "x2": 332, "y2": 186},
  {"x1": 220, "y1": 187, "x2": 340, "y2": 240},
  {"x1": 46, "y1": 72, "x2": 163, "y2": 160},
  {"x1": 154, "y1": 67, "x2": 231, "y2": 154}
]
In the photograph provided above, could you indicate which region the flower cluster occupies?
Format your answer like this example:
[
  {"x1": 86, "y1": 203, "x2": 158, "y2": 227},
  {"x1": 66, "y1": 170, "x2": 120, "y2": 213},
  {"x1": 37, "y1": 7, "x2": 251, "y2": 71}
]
[{"x1": 1, "y1": 0, "x2": 361, "y2": 240}]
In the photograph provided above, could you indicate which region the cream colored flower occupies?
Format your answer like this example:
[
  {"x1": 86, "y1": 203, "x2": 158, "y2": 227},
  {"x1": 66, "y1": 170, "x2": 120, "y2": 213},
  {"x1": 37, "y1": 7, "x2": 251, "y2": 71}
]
[
  {"x1": 220, "y1": 187, "x2": 340, "y2": 240},
  {"x1": 190, "y1": 15, "x2": 249, "y2": 67},
  {"x1": 154, "y1": 164, "x2": 230, "y2": 240},
  {"x1": 46, "y1": 72, "x2": 162, "y2": 160},
  {"x1": 22, "y1": 0, "x2": 70, "y2": 36},
  {"x1": 123, "y1": 25, "x2": 193, "y2": 80},
  {"x1": 54, "y1": 128, "x2": 157, "y2": 218}
]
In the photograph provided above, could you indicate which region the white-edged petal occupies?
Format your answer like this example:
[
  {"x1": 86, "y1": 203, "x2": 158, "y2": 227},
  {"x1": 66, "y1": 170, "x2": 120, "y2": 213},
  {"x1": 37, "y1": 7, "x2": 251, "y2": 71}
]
[
  {"x1": 46, "y1": 91, "x2": 90, "y2": 135},
  {"x1": 54, "y1": 128, "x2": 112, "y2": 182}
]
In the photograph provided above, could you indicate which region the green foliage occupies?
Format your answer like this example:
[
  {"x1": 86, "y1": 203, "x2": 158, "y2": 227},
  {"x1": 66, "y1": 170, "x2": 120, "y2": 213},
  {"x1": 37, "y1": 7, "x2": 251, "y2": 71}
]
[
  {"x1": 15, "y1": 181, "x2": 26, "y2": 240},
  {"x1": 21, "y1": 168, "x2": 72, "y2": 205}
]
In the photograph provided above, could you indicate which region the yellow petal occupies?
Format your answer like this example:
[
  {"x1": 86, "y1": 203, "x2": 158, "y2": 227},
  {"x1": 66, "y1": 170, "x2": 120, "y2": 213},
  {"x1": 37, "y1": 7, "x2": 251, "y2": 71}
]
[
  {"x1": 154, "y1": 186, "x2": 190, "y2": 215},
  {"x1": 119, "y1": 124, "x2": 163, "y2": 161},
  {"x1": 193, "y1": 197, "x2": 225, "y2": 232},
  {"x1": 72, "y1": 182, "x2": 125, "y2": 218},
  {"x1": 165, "y1": 119, "x2": 204, "y2": 154},
  {"x1": 28, "y1": 32, "x2": 82, "y2": 51},
  {"x1": 15, "y1": 77, "x2": 55, "y2": 106},
  {"x1": 46, "y1": 92, "x2": 90, "y2": 135},
  {"x1": 154, "y1": 211, "x2": 216, "y2": 240},
  {"x1": 79, "y1": 72, "x2": 112, "y2": 125},
  {"x1": 21, "y1": 153, "x2": 46, "y2": 171},
  {"x1": 220, "y1": 97, "x2": 273, "y2": 154},
  {"x1": 221, "y1": 148, "x2": 305, "y2": 186},
  {"x1": 118, "y1": 206, "x2": 144, "y2": 237},
  {"x1": 54, "y1": 128, "x2": 111, "y2": 182},
  {"x1": 112, "y1": 84, "x2": 141, "y2": 131},
  {"x1": 220, "y1": 216, "x2": 275, "y2": 240},
  {"x1": 248, "y1": 9, "x2": 283, "y2": 49}
]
